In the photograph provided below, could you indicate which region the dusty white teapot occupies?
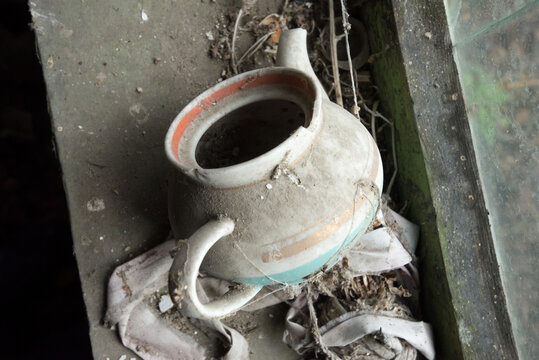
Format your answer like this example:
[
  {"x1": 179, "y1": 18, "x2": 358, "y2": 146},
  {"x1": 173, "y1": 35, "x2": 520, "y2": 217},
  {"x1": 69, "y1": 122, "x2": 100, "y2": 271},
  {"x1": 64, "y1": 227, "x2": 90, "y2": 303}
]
[{"x1": 165, "y1": 29, "x2": 383, "y2": 318}]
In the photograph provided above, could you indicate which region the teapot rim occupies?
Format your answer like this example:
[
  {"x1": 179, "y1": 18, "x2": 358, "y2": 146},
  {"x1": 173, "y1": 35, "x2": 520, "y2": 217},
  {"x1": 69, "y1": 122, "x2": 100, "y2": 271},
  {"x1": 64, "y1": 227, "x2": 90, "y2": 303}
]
[{"x1": 164, "y1": 67, "x2": 324, "y2": 189}]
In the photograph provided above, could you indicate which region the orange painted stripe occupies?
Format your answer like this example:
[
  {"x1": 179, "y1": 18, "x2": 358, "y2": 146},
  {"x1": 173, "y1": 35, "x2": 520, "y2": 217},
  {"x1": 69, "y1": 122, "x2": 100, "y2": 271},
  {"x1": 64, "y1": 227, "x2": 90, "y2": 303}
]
[
  {"x1": 262, "y1": 145, "x2": 379, "y2": 262},
  {"x1": 261, "y1": 199, "x2": 347, "y2": 248},
  {"x1": 170, "y1": 105, "x2": 202, "y2": 161},
  {"x1": 262, "y1": 205, "x2": 356, "y2": 263},
  {"x1": 169, "y1": 74, "x2": 316, "y2": 161}
]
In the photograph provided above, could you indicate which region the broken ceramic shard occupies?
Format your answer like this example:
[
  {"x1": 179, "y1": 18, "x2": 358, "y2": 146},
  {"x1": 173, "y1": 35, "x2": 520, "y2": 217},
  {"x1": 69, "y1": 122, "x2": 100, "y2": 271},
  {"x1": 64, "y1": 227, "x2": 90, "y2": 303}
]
[{"x1": 158, "y1": 294, "x2": 174, "y2": 313}]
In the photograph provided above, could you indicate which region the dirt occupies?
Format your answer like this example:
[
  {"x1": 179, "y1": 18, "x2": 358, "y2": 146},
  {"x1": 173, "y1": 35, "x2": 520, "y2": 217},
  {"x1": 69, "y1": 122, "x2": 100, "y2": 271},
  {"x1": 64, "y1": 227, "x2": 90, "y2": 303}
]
[
  {"x1": 221, "y1": 309, "x2": 261, "y2": 336},
  {"x1": 149, "y1": 292, "x2": 224, "y2": 357},
  {"x1": 118, "y1": 268, "x2": 133, "y2": 297}
]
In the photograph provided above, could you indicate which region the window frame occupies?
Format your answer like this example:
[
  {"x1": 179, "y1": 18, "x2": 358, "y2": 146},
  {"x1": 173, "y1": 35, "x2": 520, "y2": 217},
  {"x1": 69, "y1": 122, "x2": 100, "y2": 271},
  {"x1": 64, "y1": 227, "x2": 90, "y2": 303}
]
[{"x1": 363, "y1": 1, "x2": 519, "y2": 358}]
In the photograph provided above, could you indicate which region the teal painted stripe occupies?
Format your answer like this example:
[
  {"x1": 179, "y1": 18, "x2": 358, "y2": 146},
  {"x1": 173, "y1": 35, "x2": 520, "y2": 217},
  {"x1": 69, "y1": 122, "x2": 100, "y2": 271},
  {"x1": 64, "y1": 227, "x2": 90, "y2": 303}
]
[{"x1": 238, "y1": 216, "x2": 371, "y2": 286}]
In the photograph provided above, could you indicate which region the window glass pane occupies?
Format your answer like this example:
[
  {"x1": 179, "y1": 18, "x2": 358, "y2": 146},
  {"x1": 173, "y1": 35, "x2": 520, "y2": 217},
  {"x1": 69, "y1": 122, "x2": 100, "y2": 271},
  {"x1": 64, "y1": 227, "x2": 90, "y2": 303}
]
[
  {"x1": 445, "y1": 0, "x2": 535, "y2": 44},
  {"x1": 445, "y1": 1, "x2": 538, "y2": 358}
]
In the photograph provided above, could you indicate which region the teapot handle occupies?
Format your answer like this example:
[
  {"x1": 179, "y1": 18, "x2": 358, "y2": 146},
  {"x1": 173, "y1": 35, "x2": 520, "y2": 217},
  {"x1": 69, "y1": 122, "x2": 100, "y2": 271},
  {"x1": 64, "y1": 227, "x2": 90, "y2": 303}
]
[{"x1": 169, "y1": 218, "x2": 262, "y2": 318}]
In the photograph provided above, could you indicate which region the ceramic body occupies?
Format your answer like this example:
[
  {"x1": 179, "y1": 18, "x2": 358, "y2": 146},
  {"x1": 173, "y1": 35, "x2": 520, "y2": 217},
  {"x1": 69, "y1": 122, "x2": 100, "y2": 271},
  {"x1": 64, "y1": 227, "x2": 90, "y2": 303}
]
[{"x1": 165, "y1": 29, "x2": 383, "y2": 318}]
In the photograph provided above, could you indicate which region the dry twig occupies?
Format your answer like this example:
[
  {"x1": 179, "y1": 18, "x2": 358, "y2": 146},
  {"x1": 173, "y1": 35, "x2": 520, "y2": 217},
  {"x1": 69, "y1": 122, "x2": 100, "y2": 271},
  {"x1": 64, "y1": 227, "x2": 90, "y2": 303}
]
[
  {"x1": 237, "y1": 31, "x2": 276, "y2": 66},
  {"x1": 307, "y1": 286, "x2": 341, "y2": 360},
  {"x1": 371, "y1": 100, "x2": 379, "y2": 143},
  {"x1": 231, "y1": 9, "x2": 244, "y2": 74},
  {"x1": 339, "y1": 0, "x2": 360, "y2": 117},
  {"x1": 357, "y1": 88, "x2": 398, "y2": 195},
  {"x1": 329, "y1": 0, "x2": 343, "y2": 106}
]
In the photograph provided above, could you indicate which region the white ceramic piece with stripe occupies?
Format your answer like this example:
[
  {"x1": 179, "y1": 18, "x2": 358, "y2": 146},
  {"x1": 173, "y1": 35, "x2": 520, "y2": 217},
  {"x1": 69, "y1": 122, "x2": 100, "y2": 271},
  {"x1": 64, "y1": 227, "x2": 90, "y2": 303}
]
[{"x1": 165, "y1": 29, "x2": 383, "y2": 319}]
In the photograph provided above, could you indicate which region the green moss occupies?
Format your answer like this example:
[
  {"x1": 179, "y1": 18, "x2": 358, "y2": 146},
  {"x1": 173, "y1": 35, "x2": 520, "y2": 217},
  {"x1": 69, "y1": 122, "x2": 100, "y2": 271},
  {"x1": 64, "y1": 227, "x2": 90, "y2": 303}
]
[{"x1": 363, "y1": 1, "x2": 463, "y2": 358}]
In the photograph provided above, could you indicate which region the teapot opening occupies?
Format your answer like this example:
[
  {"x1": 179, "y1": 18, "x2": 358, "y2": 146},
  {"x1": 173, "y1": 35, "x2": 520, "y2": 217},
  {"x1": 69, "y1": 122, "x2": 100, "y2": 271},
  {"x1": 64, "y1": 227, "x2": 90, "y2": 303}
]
[
  {"x1": 195, "y1": 99, "x2": 307, "y2": 169},
  {"x1": 165, "y1": 68, "x2": 323, "y2": 188}
]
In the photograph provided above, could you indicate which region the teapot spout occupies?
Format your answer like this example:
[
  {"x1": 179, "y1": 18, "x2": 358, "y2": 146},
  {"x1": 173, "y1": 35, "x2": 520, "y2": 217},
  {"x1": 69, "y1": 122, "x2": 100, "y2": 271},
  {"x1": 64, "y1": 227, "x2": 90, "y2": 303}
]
[{"x1": 276, "y1": 29, "x2": 328, "y2": 98}]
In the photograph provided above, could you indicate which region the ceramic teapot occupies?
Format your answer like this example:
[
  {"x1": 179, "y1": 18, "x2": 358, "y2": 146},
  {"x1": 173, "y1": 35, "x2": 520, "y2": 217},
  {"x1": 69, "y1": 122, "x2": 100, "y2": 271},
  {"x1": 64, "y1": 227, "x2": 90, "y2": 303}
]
[{"x1": 165, "y1": 29, "x2": 383, "y2": 318}]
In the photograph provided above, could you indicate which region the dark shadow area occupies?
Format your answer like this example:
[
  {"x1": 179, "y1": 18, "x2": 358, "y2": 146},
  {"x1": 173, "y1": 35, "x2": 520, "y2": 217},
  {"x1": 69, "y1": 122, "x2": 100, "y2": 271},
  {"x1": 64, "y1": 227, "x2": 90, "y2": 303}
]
[
  {"x1": 196, "y1": 99, "x2": 305, "y2": 168},
  {"x1": 0, "y1": 0, "x2": 92, "y2": 358}
]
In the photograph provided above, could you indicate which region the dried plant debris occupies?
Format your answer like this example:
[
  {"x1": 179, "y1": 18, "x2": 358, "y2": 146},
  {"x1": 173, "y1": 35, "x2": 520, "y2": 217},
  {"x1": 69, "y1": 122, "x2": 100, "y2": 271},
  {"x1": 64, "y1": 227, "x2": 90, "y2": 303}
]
[
  {"x1": 312, "y1": 264, "x2": 413, "y2": 322},
  {"x1": 293, "y1": 260, "x2": 417, "y2": 359},
  {"x1": 208, "y1": 1, "x2": 315, "y2": 77}
]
